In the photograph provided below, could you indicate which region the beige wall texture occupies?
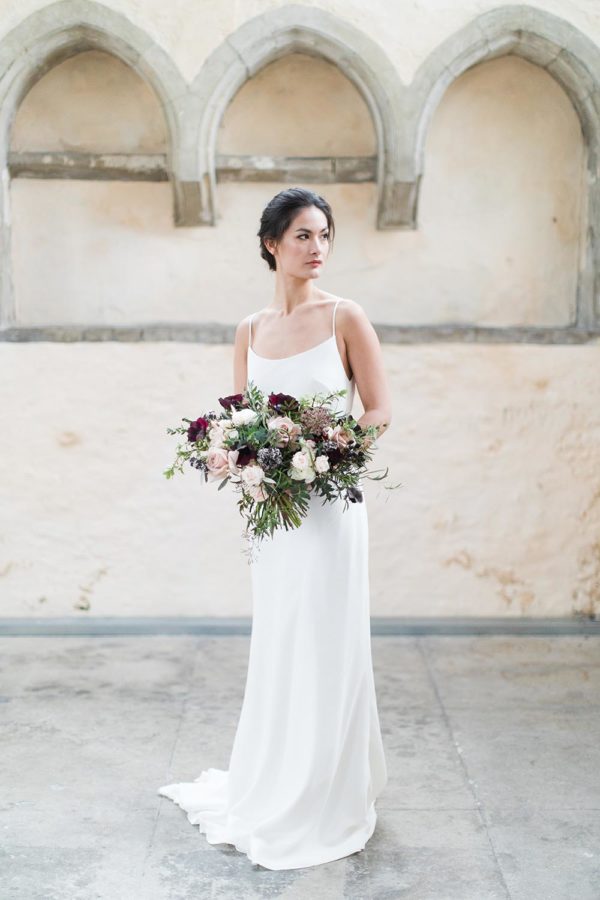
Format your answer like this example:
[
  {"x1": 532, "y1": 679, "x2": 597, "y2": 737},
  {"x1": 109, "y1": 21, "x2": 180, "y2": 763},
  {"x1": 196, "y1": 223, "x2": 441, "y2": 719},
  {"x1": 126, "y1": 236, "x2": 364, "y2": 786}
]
[
  {"x1": 1, "y1": 0, "x2": 599, "y2": 618},
  {"x1": 8, "y1": 50, "x2": 585, "y2": 326},
  {"x1": 2, "y1": 342, "x2": 599, "y2": 618}
]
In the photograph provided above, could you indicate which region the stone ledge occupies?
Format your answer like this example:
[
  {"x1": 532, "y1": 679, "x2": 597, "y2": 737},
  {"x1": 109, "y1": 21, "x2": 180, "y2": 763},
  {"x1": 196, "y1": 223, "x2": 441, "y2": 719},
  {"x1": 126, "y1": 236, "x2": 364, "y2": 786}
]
[
  {"x1": 215, "y1": 154, "x2": 377, "y2": 183},
  {"x1": 8, "y1": 152, "x2": 378, "y2": 184},
  {"x1": 1, "y1": 323, "x2": 600, "y2": 344},
  {"x1": 8, "y1": 151, "x2": 170, "y2": 181}
]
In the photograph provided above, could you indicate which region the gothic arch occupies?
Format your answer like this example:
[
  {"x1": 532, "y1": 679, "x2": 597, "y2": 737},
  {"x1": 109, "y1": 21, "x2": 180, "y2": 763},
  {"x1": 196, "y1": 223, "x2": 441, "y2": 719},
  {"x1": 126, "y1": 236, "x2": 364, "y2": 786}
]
[
  {"x1": 1, "y1": 3, "x2": 599, "y2": 334},
  {"x1": 405, "y1": 5, "x2": 600, "y2": 327},
  {"x1": 186, "y1": 3, "x2": 407, "y2": 232},
  {"x1": 0, "y1": 0, "x2": 187, "y2": 325}
]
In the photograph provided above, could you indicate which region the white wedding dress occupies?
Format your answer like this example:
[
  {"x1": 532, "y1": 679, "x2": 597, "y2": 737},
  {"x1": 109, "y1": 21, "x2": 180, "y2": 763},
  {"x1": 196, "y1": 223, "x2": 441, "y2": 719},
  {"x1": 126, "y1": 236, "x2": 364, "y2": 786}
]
[{"x1": 157, "y1": 299, "x2": 388, "y2": 870}]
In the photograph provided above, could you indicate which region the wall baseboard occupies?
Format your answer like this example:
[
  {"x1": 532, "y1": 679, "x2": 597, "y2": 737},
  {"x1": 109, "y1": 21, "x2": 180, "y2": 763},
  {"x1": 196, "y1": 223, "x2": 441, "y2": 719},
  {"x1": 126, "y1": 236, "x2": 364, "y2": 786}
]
[{"x1": 0, "y1": 616, "x2": 597, "y2": 636}]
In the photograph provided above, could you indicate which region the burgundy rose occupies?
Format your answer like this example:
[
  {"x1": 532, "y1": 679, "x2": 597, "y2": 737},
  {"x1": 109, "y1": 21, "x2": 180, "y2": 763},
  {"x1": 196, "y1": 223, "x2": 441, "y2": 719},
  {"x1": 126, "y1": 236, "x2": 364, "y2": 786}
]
[
  {"x1": 218, "y1": 393, "x2": 246, "y2": 411},
  {"x1": 235, "y1": 446, "x2": 258, "y2": 466},
  {"x1": 268, "y1": 392, "x2": 300, "y2": 412},
  {"x1": 187, "y1": 416, "x2": 210, "y2": 442},
  {"x1": 324, "y1": 446, "x2": 343, "y2": 466}
]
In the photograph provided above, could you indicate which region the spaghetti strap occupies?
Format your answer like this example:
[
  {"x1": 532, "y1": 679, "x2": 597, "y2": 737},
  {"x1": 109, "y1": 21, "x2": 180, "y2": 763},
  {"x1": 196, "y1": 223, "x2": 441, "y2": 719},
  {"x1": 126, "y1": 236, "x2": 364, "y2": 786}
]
[{"x1": 332, "y1": 299, "x2": 341, "y2": 338}]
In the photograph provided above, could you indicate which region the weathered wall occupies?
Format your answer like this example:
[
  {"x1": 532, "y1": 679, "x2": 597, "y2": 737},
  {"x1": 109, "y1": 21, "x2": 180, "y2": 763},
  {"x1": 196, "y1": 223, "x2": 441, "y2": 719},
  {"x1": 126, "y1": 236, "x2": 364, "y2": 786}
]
[
  {"x1": 1, "y1": 343, "x2": 599, "y2": 617},
  {"x1": 2, "y1": 0, "x2": 600, "y2": 86},
  {"x1": 9, "y1": 51, "x2": 584, "y2": 325},
  {"x1": 1, "y1": 0, "x2": 599, "y2": 618}
]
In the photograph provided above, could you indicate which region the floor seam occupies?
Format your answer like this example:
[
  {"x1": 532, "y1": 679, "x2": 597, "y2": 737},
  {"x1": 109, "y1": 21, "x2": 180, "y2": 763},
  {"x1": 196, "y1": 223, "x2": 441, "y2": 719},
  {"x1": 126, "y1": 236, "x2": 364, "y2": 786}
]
[
  {"x1": 141, "y1": 637, "x2": 201, "y2": 879},
  {"x1": 417, "y1": 637, "x2": 514, "y2": 900}
]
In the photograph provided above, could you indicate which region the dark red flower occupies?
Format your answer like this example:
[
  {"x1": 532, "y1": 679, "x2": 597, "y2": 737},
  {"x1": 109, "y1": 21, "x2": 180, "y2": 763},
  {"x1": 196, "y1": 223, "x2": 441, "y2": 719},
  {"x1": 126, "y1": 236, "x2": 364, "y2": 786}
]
[
  {"x1": 236, "y1": 446, "x2": 257, "y2": 466},
  {"x1": 187, "y1": 417, "x2": 210, "y2": 442},
  {"x1": 218, "y1": 393, "x2": 246, "y2": 411},
  {"x1": 324, "y1": 446, "x2": 343, "y2": 466},
  {"x1": 268, "y1": 392, "x2": 300, "y2": 412}
]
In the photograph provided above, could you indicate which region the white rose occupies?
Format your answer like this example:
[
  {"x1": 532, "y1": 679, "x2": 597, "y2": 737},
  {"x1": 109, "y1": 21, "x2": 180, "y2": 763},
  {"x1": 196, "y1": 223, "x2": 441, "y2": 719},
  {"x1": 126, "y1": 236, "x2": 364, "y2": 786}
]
[
  {"x1": 289, "y1": 450, "x2": 316, "y2": 483},
  {"x1": 231, "y1": 408, "x2": 259, "y2": 426},
  {"x1": 241, "y1": 464, "x2": 265, "y2": 487},
  {"x1": 208, "y1": 425, "x2": 226, "y2": 446},
  {"x1": 227, "y1": 449, "x2": 241, "y2": 477},
  {"x1": 314, "y1": 455, "x2": 330, "y2": 474},
  {"x1": 291, "y1": 450, "x2": 309, "y2": 471}
]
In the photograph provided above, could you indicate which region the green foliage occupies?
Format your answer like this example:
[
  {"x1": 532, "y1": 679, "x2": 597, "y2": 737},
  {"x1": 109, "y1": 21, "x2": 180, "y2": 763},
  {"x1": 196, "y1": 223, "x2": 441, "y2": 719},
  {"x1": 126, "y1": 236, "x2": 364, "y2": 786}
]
[{"x1": 163, "y1": 380, "x2": 401, "y2": 559}]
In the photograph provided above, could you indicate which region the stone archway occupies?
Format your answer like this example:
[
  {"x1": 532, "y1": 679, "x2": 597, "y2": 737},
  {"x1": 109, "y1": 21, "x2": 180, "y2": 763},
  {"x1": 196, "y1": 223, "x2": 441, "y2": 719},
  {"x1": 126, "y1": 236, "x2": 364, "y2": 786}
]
[
  {"x1": 0, "y1": 0, "x2": 187, "y2": 326},
  {"x1": 405, "y1": 5, "x2": 600, "y2": 328},
  {"x1": 1, "y1": 2, "x2": 599, "y2": 336},
  {"x1": 185, "y1": 3, "x2": 407, "y2": 232}
]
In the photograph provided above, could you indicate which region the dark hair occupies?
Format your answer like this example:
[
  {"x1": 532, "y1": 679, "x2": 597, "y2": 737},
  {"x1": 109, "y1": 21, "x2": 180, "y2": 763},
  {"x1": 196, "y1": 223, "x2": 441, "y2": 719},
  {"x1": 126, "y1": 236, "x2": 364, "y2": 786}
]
[{"x1": 257, "y1": 187, "x2": 335, "y2": 272}]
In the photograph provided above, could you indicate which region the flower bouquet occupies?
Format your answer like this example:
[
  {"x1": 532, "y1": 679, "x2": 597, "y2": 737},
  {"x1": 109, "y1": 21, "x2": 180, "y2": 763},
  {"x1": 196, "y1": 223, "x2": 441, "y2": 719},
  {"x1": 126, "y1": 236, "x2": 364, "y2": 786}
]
[{"x1": 164, "y1": 380, "x2": 400, "y2": 560}]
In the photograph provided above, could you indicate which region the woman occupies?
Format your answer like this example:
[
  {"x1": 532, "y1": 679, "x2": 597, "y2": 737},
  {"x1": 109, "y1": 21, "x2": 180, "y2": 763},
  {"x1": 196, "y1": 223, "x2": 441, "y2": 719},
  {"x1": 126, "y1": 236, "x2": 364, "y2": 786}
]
[{"x1": 158, "y1": 187, "x2": 393, "y2": 870}]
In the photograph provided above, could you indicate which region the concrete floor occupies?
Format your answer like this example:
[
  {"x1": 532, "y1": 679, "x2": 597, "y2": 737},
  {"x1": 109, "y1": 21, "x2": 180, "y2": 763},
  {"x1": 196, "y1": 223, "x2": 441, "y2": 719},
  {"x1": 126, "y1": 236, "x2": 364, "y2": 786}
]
[{"x1": 1, "y1": 634, "x2": 598, "y2": 900}]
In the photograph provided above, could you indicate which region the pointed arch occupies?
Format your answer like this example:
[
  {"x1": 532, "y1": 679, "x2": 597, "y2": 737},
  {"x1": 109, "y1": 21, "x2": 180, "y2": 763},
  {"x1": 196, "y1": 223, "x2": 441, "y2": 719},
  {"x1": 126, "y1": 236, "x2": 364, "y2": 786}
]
[
  {"x1": 0, "y1": 0, "x2": 188, "y2": 325},
  {"x1": 406, "y1": 5, "x2": 600, "y2": 326},
  {"x1": 186, "y1": 3, "x2": 407, "y2": 231}
]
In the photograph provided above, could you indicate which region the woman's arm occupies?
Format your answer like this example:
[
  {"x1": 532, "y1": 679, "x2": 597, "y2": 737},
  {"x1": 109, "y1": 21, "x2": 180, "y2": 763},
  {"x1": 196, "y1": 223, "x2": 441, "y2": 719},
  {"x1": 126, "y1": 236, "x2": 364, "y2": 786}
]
[{"x1": 340, "y1": 299, "x2": 393, "y2": 441}]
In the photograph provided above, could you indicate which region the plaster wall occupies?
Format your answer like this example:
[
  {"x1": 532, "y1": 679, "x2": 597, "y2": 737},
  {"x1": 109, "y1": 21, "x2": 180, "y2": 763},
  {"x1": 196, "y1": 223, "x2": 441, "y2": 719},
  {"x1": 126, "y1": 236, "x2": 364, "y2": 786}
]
[
  {"x1": 2, "y1": 343, "x2": 599, "y2": 618},
  {"x1": 1, "y1": 0, "x2": 598, "y2": 619},
  {"x1": 9, "y1": 51, "x2": 584, "y2": 326},
  {"x1": 1, "y1": 0, "x2": 600, "y2": 86}
]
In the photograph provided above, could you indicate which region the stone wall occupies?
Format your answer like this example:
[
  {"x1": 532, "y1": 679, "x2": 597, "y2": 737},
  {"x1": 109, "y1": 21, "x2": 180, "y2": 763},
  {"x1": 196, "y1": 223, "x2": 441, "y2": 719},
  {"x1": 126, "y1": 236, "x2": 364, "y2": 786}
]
[{"x1": 1, "y1": 1, "x2": 599, "y2": 617}]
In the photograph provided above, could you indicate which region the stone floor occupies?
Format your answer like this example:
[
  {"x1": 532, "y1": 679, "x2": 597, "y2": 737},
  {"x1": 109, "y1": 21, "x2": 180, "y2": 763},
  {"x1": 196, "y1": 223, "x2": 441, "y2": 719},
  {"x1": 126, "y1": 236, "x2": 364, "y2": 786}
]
[{"x1": 0, "y1": 634, "x2": 598, "y2": 899}]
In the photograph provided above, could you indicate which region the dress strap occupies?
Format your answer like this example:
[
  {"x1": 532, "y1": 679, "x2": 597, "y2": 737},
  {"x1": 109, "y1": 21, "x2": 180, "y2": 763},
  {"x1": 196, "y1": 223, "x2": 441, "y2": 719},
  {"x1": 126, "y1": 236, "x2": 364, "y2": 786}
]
[
  {"x1": 332, "y1": 299, "x2": 341, "y2": 338},
  {"x1": 248, "y1": 314, "x2": 253, "y2": 350}
]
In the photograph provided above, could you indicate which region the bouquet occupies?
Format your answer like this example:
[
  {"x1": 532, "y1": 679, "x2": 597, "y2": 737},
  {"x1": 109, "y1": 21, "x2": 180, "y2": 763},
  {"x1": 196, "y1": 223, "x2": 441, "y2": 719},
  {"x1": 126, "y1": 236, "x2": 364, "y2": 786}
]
[{"x1": 164, "y1": 380, "x2": 400, "y2": 560}]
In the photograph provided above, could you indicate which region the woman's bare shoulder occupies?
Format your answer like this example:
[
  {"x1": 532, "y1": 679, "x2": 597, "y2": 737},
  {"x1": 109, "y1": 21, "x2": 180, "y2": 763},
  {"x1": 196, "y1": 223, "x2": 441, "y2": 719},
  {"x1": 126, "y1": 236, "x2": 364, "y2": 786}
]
[
  {"x1": 318, "y1": 292, "x2": 364, "y2": 316},
  {"x1": 332, "y1": 296, "x2": 371, "y2": 324},
  {"x1": 235, "y1": 308, "x2": 267, "y2": 334},
  {"x1": 234, "y1": 312, "x2": 259, "y2": 352},
  {"x1": 234, "y1": 313, "x2": 251, "y2": 333}
]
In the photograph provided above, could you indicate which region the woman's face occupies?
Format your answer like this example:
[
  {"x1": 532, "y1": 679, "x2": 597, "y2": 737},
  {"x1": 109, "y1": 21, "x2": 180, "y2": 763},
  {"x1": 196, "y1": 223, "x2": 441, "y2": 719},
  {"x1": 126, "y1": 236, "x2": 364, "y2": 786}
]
[{"x1": 265, "y1": 205, "x2": 330, "y2": 278}]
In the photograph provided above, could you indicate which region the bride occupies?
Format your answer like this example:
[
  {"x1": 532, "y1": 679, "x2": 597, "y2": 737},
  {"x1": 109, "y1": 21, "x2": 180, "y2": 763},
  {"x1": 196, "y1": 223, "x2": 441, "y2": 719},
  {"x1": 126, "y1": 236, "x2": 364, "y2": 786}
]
[{"x1": 158, "y1": 187, "x2": 393, "y2": 870}]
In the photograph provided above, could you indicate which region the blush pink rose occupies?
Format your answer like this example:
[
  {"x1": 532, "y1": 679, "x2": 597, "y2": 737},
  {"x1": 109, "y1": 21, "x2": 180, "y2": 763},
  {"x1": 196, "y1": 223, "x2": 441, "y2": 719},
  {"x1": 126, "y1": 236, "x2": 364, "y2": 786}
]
[
  {"x1": 267, "y1": 415, "x2": 302, "y2": 448},
  {"x1": 206, "y1": 446, "x2": 230, "y2": 481},
  {"x1": 241, "y1": 463, "x2": 268, "y2": 502},
  {"x1": 246, "y1": 482, "x2": 268, "y2": 502},
  {"x1": 325, "y1": 424, "x2": 356, "y2": 450}
]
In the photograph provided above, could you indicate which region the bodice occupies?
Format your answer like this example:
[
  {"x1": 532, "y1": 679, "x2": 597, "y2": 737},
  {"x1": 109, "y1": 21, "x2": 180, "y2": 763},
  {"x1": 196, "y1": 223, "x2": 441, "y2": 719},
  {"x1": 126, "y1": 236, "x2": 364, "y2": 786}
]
[{"x1": 247, "y1": 323, "x2": 355, "y2": 418}]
